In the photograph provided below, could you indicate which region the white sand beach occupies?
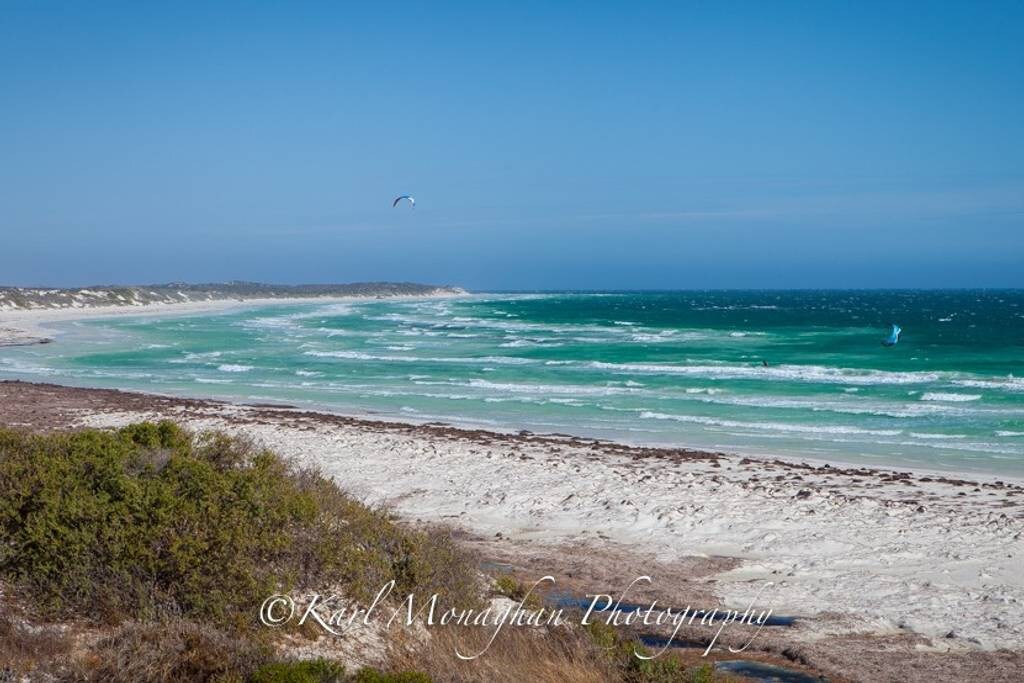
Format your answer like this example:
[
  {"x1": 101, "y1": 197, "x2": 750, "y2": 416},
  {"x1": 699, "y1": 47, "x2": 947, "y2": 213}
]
[{"x1": 65, "y1": 400, "x2": 1022, "y2": 651}]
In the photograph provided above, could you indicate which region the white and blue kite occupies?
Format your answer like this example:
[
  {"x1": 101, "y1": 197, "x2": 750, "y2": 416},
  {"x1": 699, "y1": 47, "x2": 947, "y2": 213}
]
[
  {"x1": 392, "y1": 195, "x2": 415, "y2": 209},
  {"x1": 882, "y1": 324, "x2": 902, "y2": 347}
]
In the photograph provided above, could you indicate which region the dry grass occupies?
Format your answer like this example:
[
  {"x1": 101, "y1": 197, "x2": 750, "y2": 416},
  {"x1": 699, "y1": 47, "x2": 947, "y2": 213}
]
[
  {"x1": 0, "y1": 611, "x2": 73, "y2": 678},
  {"x1": 384, "y1": 619, "x2": 734, "y2": 683},
  {"x1": 386, "y1": 624, "x2": 619, "y2": 682},
  {"x1": 66, "y1": 619, "x2": 271, "y2": 683}
]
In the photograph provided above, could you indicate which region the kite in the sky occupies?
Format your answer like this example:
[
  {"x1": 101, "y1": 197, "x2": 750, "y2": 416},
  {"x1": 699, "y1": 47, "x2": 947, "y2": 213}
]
[
  {"x1": 882, "y1": 324, "x2": 902, "y2": 347},
  {"x1": 393, "y1": 195, "x2": 415, "y2": 209}
]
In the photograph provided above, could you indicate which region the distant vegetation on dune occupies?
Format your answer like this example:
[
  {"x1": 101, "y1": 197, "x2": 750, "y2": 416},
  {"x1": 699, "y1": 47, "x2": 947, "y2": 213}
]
[{"x1": 0, "y1": 282, "x2": 466, "y2": 311}]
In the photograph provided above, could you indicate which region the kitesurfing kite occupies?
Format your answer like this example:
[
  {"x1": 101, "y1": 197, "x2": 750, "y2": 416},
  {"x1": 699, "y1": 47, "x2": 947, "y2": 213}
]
[
  {"x1": 392, "y1": 195, "x2": 415, "y2": 209},
  {"x1": 882, "y1": 324, "x2": 902, "y2": 347}
]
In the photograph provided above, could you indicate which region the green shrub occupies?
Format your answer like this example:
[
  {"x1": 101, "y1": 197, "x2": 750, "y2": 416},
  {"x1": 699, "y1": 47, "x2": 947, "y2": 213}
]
[
  {"x1": 250, "y1": 658, "x2": 345, "y2": 683},
  {"x1": 688, "y1": 662, "x2": 716, "y2": 683},
  {"x1": 630, "y1": 655, "x2": 688, "y2": 683},
  {"x1": 490, "y1": 573, "x2": 543, "y2": 609},
  {"x1": 584, "y1": 620, "x2": 724, "y2": 682},
  {"x1": 492, "y1": 575, "x2": 520, "y2": 599},
  {"x1": 0, "y1": 422, "x2": 478, "y2": 628},
  {"x1": 248, "y1": 662, "x2": 432, "y2": 683},
  {"x1": 349, "y1": 668, "x2": 432, "y2": 683}
]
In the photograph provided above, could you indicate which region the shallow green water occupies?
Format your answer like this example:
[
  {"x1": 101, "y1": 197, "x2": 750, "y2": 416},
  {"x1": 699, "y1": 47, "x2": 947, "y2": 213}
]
[{"x1": 3, "y1": 291, "x2": 1023, "y2": 476}]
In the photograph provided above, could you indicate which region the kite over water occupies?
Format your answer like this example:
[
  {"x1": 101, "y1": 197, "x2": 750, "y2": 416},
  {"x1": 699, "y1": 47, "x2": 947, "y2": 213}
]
[
  {"x1": 392, "y1": 195, "x2": 415, "y2": 208},
  {"x1": 882, "y1": 324, "x2": 902, "y2": 347}
]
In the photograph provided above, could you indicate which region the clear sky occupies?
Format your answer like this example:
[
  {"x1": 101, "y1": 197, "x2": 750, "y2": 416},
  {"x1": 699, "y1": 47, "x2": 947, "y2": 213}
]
[{"x1": 2, "y1": 1, "x2": 1022, "y2": 289}]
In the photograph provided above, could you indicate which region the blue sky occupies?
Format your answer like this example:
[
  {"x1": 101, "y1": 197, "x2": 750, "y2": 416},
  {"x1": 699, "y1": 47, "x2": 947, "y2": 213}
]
[{"x1": 1, "y1": 1, "x2": 1022, "y2": 289}]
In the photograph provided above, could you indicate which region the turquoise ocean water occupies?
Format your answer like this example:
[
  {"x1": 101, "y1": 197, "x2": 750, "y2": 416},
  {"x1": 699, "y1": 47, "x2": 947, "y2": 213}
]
[{"x1": 3, "y1": 291, "x2": 1023, "y2": 476}]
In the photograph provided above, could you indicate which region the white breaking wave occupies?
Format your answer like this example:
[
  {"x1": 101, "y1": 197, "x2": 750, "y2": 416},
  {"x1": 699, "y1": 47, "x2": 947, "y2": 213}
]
[
  {"x1": 304, "y1": 350, "x2": 535, "y2": 365},
  {"x1": 241, "y1": 316, "x2": 303, "y2": 331},
  {"x1": 630, "y1": 332, "x2": 676, "y2": 343},
  {"x1": 368, "y1": 312, "x2": 617, "y2": 337},
  {"x1": 920, "y1": 392, "x2": 982, "y2": 402},
  {"x1": 909, "y1": 432, "x2": 967, "y2": 439},
  {"x1": 952, "y1": 377, "x2": 1024, "y2": 392},
  {"x1": 218, "y1": 364, "x2": 254, "y2": 373},
  {"x1": 305, "y1": 303, "x2": 355, "y2": 317},
  {"x1": 638, "y1": 411, "x2": 904, "y2": 437},
  {"x1": 314, "y1": 328, "x2": 352, "y2": 337},
  {"x1": 629, "y1": 330, "x2": 710, "y2": 343},
  {"x1": 460, "y1": 378, "x2": 642, "y2": 396},
  {"x1": 305, "y1": 350, "x2": 418, "y2": 361},
  {"x1": 675, "y1": 393, "x2": 982, "y2": 418},
  {"x1": 181, "y1": 351, "x2": 222, "y2": 361},
  {"x1": 588, "y1": 361, "x2": 943, "y2": 386}
]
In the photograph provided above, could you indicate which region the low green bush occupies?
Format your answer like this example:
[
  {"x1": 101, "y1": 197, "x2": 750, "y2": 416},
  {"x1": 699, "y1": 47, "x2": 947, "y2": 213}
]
[
  {"x1": 0, "y1": 422, "x2": 478, "y2": 628},
  {"x1": 585, "y1": 620, "x2": 726, "y2": 682},
  {"x1": 492, "y1": 574, "x2": 520, "y2": 599},
  {"x1": 248, "y1": 662, "x2": 432, "y2": 683},
  {"x1": 349, "y1": 668, "x2": 432, "y2": 683},
  {"x1": 250, "y1": 658, "x2": 346, "y2": 683}
]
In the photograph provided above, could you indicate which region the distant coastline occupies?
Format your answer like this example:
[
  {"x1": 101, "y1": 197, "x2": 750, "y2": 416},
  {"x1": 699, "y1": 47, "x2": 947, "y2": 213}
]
[
  {"x1": 0, "y1": 281, "x2": 466, "y2": 312},
  {"x1": 0, "y1": 281, "x2": 467, "y2": 346}
]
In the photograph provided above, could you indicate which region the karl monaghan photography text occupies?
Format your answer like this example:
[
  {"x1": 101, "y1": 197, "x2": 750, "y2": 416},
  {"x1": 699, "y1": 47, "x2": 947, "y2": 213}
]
[
  {"x1": 1, "y1": 1, "x2": 1022, "y2": 682},
  {"x1": 257, "y1": 578, "x2": 778, "y2": 660}
]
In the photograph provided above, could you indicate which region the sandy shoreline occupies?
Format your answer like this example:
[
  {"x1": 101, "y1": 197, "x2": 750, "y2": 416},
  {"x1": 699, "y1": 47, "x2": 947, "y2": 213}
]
[{"x1": 2, "y1": 379, "x2": 1022, "y2": 681}]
